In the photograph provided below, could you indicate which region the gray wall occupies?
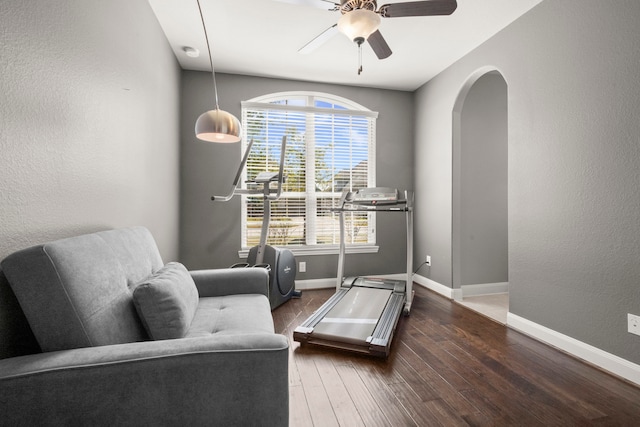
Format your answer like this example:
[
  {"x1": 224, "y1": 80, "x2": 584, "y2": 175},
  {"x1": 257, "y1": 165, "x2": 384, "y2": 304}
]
[
  {"x1": 0, "y1": 0, "x2": 181, "y2": 261},
  {"x1": 180, "y1": 72, "x2": 414, "y2": 280},
  {"x1": 414, "y1": 0, "x2": 640, "y2": 363},
  {"x1": 454, "y1": 72, "x2": 508, "y2": 287}
]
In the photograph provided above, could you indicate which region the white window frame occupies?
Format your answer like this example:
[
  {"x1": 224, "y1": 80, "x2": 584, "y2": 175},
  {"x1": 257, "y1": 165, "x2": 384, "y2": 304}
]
[{"x1": 238, "y1": 91, "x2": 379, "y2": 258}]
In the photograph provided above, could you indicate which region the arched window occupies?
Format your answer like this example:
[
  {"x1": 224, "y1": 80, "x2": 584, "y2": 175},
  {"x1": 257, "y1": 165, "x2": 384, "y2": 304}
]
[{"x1": 240, "y1": 91, "x2": 378, "y2": 255}]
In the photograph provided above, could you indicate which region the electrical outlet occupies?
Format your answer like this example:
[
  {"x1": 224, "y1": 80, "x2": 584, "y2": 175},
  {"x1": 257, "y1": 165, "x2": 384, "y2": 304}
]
[
  {"x1": 299, "y1": 261, "x2": 306, "y2": 273},
  {"x1": 425, "y1": 255, "x2": 431, "y2": 266},
  {"x1": 629, "y1": 314, "x2": 640, "y2": 336}
]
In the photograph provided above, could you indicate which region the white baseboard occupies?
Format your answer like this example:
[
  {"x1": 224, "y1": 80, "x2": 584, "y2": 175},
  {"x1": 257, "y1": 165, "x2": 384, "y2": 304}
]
[
  {"x1": 411, "y1": 275, "x2": 508, "y2": 301},
  {"x1": 507, "y1": 313, "x2": 640, "y2": 387},
  {"x1": 461, "y1": 282, "x2": 509, "y2": 298},
  {"x1": 412, "y1": 274, "x2": 455, "y2": 299},
  {"x1": 294, "y1": 278, "x2": 336, "y2": 290}
]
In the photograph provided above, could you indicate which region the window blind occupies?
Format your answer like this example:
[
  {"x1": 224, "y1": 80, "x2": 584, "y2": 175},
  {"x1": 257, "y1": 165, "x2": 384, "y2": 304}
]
[{"x1": 241, "y1": 94, "x2": 377, "y2": 249}]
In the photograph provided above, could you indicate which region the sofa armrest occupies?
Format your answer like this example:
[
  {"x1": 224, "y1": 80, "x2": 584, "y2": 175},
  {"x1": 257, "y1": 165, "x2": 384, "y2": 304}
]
[
  {"x1": 190, "y1": 267, "x2": 269, "y2": 297},
  {"x1": 0, "y1": 333, "x2": 289, "y2": 426}
]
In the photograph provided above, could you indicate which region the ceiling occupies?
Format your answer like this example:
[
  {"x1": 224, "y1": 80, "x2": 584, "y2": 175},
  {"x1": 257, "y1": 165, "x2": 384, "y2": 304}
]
[{"x1": 147, "y1": 0, "x2": 543, "y2": 91}]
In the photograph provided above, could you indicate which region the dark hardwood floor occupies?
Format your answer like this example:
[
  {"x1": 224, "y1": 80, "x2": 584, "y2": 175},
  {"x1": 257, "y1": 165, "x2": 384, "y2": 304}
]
[{"x1": 273, "y1": 285, "x2": 640, "y2": 426}]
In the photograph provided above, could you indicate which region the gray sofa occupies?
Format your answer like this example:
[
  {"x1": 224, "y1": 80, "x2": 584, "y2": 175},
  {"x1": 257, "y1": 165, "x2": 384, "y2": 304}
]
[{"x1": 0, "y1": 226, "x2": 289, "y2": 426}]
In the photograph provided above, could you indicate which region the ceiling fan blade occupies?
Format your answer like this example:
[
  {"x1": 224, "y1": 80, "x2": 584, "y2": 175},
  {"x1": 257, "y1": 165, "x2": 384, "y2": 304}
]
[
  {"x1": 367, "y1": 30, "x2": 392, "y2": 59},
  {"x1": 379, "y1": 0, "x2": 457, "y2": 18},
  {"x1": 299, "y1": 24, "x2": 339, "y2": 54},
  {"x1": 272, "y1": 0, "x2": 339, "y2": 11}
]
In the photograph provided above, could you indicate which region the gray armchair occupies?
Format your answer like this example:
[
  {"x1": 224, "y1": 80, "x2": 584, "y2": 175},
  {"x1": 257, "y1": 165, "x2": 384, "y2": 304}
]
[{"x1": 0, "y1": 227, "x2": 288, "y2": 426}]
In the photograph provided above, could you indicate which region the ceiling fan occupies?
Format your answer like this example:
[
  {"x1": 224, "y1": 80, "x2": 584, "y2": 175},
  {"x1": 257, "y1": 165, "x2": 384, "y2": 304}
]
[{"x1": 275, "y1": 0, "x2": 458, "y2": 73}]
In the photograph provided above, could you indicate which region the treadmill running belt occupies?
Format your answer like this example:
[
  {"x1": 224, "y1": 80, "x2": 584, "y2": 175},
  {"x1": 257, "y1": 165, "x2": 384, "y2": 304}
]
[{"x1": 312, "y1": 287, "x2": 392, "y2": 345}]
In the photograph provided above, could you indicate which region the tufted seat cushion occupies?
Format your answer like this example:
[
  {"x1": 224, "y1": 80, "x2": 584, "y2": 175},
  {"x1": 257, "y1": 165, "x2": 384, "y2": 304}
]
[{"x1": 186, "y1": 294, "x2": 274, "y2": 338}]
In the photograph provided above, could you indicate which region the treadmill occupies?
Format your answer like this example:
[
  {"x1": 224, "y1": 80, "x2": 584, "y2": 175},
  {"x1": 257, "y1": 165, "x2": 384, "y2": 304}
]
[{"x1": 293, "y1": 187, "x2": 414, "y2": 357}]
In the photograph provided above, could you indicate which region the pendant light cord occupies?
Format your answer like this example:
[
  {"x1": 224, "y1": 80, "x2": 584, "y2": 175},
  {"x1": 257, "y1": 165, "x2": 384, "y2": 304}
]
[{"x1": 196, "y1": 0, "x2": 220, "y2": 110}]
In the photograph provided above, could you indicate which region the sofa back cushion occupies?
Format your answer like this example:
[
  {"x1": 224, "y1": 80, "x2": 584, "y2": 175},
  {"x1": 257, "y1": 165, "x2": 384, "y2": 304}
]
[{"x1": 0, "y1": 227, "x2": 163, "y2": 352}]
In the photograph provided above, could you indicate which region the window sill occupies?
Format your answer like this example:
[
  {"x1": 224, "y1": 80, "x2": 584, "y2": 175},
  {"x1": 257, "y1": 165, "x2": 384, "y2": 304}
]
[{"x1": 238, "y1": 244, "x2": 379, "y2": 258}]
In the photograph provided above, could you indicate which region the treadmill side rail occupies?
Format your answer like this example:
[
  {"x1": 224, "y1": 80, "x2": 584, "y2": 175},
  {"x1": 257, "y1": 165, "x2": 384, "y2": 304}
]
[{"x1": 368, "y1": 293, "x2": 406, "y2": 357}]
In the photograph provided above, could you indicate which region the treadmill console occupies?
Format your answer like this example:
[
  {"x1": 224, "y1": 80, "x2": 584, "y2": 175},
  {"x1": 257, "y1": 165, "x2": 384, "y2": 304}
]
[{"x1": 350, "y1": 187, "x2": 398, "y2": 205}]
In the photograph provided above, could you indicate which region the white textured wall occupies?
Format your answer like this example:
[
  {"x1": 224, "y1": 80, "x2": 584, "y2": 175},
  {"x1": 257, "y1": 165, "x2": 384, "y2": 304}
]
[
  {"x1": 414, "y1": 0, "x2": 640, "y2": 363},
  {"x1": 0, "y1": 0, "x2": 181, "y2": 261}
]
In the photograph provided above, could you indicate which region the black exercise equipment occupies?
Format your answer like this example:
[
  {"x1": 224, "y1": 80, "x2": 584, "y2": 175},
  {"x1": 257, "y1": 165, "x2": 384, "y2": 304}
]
[{"x1": 212, "y1": 136, "x2": 300, "y2": 310}]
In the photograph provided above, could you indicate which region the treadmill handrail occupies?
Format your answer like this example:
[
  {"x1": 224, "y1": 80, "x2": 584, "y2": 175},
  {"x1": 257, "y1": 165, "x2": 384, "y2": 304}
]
[
  {"x1": 331, "y1": 187, "x2": 411, "y2": 212},
  {"x1": 331, "y1": 205, "x2": 410, "y2": 212}
]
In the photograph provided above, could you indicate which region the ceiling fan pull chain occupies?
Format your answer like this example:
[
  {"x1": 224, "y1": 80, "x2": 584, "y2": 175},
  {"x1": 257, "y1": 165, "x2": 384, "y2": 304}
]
[{"x1": 358, "y1": 42, "x2": 363, "y2": 75}]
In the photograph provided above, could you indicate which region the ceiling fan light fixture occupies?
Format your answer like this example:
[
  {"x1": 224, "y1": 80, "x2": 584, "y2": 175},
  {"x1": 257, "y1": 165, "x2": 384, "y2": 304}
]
[
  {"x1": 337, "y1": 9, "x2": 381, "y2": 44},
  {"x1": 195, "y1": 108, "x2": 242, "y2": 143}
]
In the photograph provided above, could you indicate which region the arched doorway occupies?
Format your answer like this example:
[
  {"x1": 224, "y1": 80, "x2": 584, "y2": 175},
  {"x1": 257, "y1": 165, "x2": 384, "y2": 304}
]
[{"x1": 452, "y1": 68, "x2": 509, "y2": 323}]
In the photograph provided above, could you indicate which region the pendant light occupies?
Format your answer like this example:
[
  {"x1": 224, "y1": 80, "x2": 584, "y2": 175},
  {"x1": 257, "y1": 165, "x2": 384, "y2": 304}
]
[{"x1": 194, "y1": 0, "x2": 242, "y2": 143}]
